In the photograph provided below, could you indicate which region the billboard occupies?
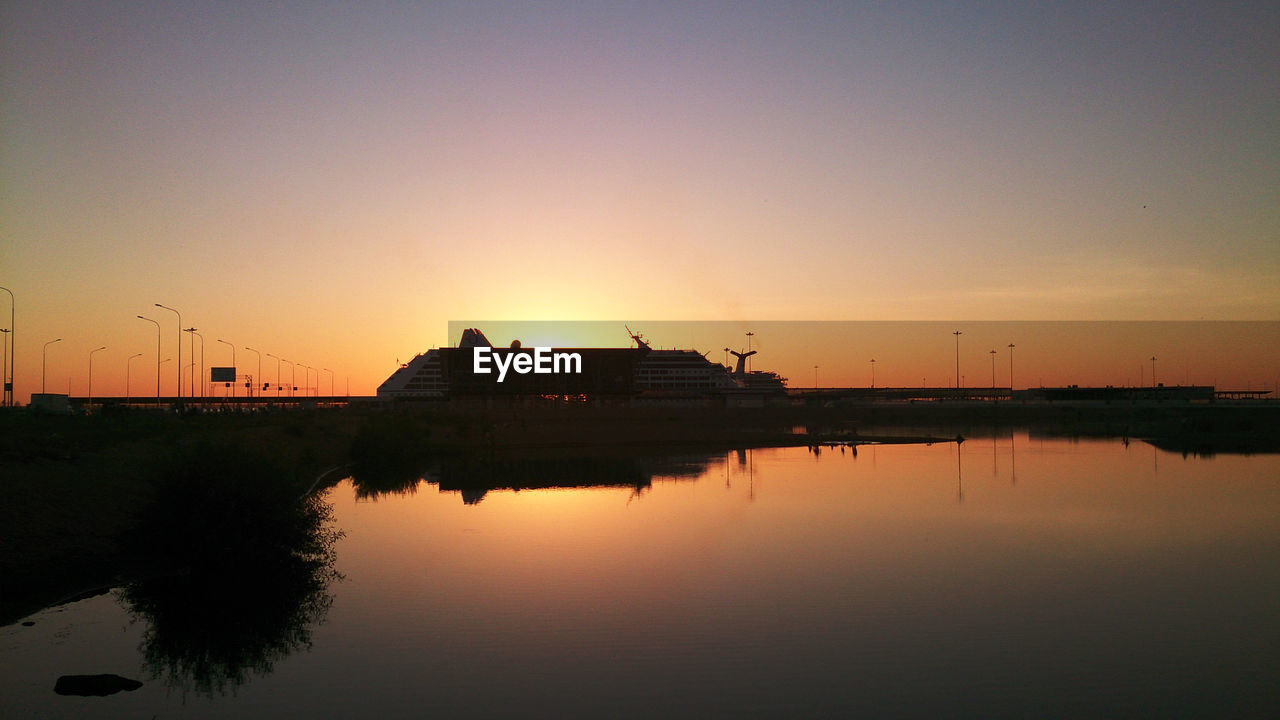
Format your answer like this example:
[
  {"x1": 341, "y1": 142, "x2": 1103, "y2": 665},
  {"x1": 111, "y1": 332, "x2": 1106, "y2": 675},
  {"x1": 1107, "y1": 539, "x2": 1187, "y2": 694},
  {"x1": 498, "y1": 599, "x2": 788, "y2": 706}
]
[{"x1": 210, "y1": 367, "x2": 236, "y2": 383}]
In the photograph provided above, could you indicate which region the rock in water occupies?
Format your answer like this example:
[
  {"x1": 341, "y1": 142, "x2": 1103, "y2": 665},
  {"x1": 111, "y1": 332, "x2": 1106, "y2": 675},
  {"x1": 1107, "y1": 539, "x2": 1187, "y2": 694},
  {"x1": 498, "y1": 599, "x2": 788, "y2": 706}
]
[{"x1": 53, "y1": 674, "x2": 143, "y2": 696}]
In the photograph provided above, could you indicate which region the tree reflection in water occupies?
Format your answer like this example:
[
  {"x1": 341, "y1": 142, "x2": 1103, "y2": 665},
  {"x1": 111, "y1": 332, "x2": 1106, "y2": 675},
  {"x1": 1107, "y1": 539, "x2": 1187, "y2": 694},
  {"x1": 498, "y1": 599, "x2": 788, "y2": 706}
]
[{"x1": 120, "y1": 444, "x2": 342, "y2": 696}]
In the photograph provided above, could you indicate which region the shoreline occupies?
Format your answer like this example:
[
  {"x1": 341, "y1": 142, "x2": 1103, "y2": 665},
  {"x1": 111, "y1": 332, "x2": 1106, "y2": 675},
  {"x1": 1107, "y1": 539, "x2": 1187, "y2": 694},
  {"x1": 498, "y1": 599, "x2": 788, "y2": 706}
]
[{"x1": 3, "y1": 403, "x2": 1278, "y2": 625}]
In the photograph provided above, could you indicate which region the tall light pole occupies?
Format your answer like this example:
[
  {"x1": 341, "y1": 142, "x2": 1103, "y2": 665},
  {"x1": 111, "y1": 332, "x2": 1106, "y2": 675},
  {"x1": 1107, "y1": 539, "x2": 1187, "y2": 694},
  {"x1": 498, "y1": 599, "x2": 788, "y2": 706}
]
[
  {"x1": 813, "y1": 364, "x2": 819, "y2": 390},
  {"x1": 184, "y1": 328, "x2": 203, "y2": 398},
  {"x1": 155, "y1": 303, "x2": 181, "y2": 398},
  {"x1": 1, "y1": 285, "x2": 13, "y2": 406},
  {"x1": 1008, "y1": 344, "x2": 1015, "y2": 390},
  {"x1": 245, "y1": 347, "x2": 262, "y2": 397},
  {"x1": 989, "y1": 349, "x2": 997, "y2": 389},
  {"x1": 1151, "y1": 356, "x2": 1157, "y2": 387},
  {"x1": 953, "y1": 330, "x2": 962, "y2": 389},
  {"x1": 138, "y1": 316, "x2": 161, "y2": 399},
  {"x1": 42, "y1": 338, "x2": 61, "y2": 394},
  {"x1": 87, "y1": 346, "x2": 106, "y2": 406},
  {"x1": 870, "y1": 358, "x2": 876, "y2": 388},
  {"x1": 0, "y1": 328, "x2": 8, "y2": 406},
  {"x1": 304, "y1": 365, "x2": 315, "y2": 396},
  {"x1": 323, "y1": 368, "x2": 334, "y2": 397},
  {"x1": 126, "y1": 352, "x2": 142, "y2": 401},
  {"x1": 267, "y1": 353, "x2": 282, "y2": 396},
  {"x1": 285, "y1": 359, "x2": 296, "y2": 397},
  {"x1": 745, "y1": 331, "x2": 755, "y2": 373},
  {"x1": 217, "y1": 339, "x2": 236, "y2": 396}
]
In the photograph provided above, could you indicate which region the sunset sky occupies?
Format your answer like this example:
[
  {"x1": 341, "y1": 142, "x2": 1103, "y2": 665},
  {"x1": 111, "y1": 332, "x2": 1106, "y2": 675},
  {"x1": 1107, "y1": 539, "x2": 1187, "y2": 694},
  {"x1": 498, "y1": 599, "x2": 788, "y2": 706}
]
[{"x1": 2, "y1": 2, "x2": 1277, "y2": 400}]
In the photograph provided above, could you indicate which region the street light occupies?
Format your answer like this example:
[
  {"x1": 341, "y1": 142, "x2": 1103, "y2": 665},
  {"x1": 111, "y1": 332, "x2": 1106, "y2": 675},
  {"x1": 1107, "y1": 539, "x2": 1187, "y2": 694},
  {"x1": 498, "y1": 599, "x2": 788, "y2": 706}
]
[
  {"x1": 245, "y1": 347, "x2": 262, "y2": 397},
  {"x1": 1151, "y1": 356, "x2": 1157, "y2": 387},
  {"x1": 1, "y1": 328, "x2": 9, "y2": 406},
  {"x1": 813, "y1": 364, "x2": 819, "y2": 390},
  {"x1": 285, "y1": 359, "x2": 295, "y2": 397},
  {"x1": 953, "y1": 330, "x2": 962, "y2": 389},
  {"x1": 88, "y1": 346, "x2": 106, "y2": 406},
  {"x1": 266, "y1": 353, "x2": 282, "y2": 396},
  {"x1": 1, "y1": 285, "x2": 13, "y2": 406},
  {"x1": 217, "y1": 339, "x2": 236, "y2": 397},
  {"x1": 1008, "y1": 344, "x2": 1015, "y2": 390},
  {"x1": 42, "y1": 338, "x2": 61, "y2": 394},
  {"x1": 990, "y1": 349, "x2": 997, "y2": 389},
  {"x1": 155, "y1": 303, "x2": 181, "y2": 398},
  {"x1": 184, "y1": 328, "x2": 203, "y2": 398},
  {"x1": 323, "y1": 368, "x2": 334, "y2": 397},
  {"x1": 303, "y1": 365, "x2": 315, "y2": 396},
  {"x1": 126, "y1": 353, "x2": 142, "y2": 401},
  {"x1": 870, "y1": 358, "x2": 876, "y2": 389},
  {"x1": 138, "y1": 316, "x2": 161, "y2": 399}
]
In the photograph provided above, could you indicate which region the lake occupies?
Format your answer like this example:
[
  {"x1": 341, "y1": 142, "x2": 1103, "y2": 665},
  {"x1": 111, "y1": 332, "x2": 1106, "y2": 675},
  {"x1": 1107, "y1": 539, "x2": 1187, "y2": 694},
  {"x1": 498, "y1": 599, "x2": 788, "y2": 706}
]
[{"x1": 3, "y1": 433, "x2": 1278, "y2": 718}]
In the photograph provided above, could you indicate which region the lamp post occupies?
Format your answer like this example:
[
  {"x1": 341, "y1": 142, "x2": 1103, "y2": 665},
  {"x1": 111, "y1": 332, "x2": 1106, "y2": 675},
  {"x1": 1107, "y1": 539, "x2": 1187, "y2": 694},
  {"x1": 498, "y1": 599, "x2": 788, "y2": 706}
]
[
  {"x1": 280, "y1": 358, "x2": 295, "y2": 397},
  {"x1": 126, "y1": 353, "x2": 142, "y2": 402},
  {"x1": 1, "y1": 285, "x2": 13, "y2": 406},
  {"x1": 1151, "y1": 356, "x2": 1157, "y2": 387},
  {"x1": 304, "y1": 365, "x2": 315, "y2": 396},
  {"x1": 870, "y1": 358, "x2": 876, "y2": 389},
  {"x1": 813, "y1": 364, "x2": 819, "y2": 390},
  {"x1": 155, "y1": 304, "x2": 181, "y2": 398},
  {"x1": 42, "y1": 338, "x2": 61, "y2": 394},
  {"x1": 1008, "y1": 344, "x2": 1015, "y2": 390},
  {"x1": 990, "y1": 349, "x2": 997, "y2": 389},
  {"x1": 160, "y1": 357, "x2": 171, "y2": 399},
  {"x1": 184, "y1": 328, "x2": 203, "y2": 398},
  {"x1": 267, "y1": 353, "x2": 282, "y2": 396},
  {"x1": 245, "y1": 347, "x2": 262, "y2": 397},
  {"x1": 138, "y1": 316, "x2": 161, "y2": 399},
  {"x1": 324, "y1": 368, "x2": 334, "y2": 397},
  {"x1": 953, "y1": 330, "x2": 962, "y2": 389},
  {"x1": 0, "y1": 328, "x2": 8, "y2": 406},
  {"x1": 87, "y1": 346, "x2": 106, "y2": 406},
  {"x1": 217, "y1": 339, "x2": 236, "y2": 396}
]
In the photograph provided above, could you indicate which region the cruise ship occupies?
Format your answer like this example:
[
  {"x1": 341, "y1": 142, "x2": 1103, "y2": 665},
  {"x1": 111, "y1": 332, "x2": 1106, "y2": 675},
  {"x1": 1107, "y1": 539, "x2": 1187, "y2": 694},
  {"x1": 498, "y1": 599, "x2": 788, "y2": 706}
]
[{"x1": 376, "y1": 327, "x2": 787, "y2": 404}]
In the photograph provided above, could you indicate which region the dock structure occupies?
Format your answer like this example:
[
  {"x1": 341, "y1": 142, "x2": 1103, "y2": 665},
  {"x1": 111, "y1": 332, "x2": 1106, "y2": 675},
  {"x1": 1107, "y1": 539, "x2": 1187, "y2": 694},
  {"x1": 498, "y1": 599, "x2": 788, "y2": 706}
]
[
  {"x1": 61, "y1": 395, "x2": 373, "y2": 412},
  {"x1": 789, "y1": 385, "x2": 1230, "y2": 406}
]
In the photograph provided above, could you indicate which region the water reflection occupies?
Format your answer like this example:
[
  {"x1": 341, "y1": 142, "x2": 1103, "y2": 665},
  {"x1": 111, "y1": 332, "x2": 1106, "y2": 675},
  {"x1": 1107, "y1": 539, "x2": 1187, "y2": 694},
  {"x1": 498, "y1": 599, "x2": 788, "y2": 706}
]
[
  {"x1": 437, "y1": 451, "x2": 725, "y2": 504},
  {"x1": 4, "y1": 434, "x2": 1279, "y2": 718},
  {"x1": 120, "y1": 444, "x2": 342, "y2": 695},
  {"x1": 351, "y1": 449, "x2": 729, "y2": 504}
]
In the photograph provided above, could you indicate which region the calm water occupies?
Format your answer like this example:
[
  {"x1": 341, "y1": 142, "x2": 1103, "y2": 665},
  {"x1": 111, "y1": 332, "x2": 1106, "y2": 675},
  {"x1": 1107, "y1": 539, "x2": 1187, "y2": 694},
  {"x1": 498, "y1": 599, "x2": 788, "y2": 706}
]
[{"x1": 4, "y1": 435, "x2": 1279, "y2": 718}]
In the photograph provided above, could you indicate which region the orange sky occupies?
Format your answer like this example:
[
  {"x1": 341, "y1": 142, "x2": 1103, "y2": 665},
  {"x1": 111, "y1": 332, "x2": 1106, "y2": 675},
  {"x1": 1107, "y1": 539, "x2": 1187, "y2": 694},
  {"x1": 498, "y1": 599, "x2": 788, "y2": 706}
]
[
  {"x1": 2, "y1": 3, "x2": 1277, "y2": 402},
  {"x1": 454, "y1": 321, "x2": 1279, "y2": 392}
]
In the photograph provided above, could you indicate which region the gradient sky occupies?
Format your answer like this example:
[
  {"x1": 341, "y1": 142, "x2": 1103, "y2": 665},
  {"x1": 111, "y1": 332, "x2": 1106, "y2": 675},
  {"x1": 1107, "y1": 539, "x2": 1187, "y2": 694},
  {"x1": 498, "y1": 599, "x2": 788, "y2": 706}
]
[{"x1": 2, "y1": 2, "x2": 1277, "y2": 400}]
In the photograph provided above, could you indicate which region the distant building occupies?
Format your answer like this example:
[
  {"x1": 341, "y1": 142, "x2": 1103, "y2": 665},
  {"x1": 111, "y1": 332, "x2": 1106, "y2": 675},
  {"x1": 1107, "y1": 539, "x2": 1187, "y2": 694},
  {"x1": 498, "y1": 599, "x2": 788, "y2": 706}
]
[
  {"x1": 29, "y1": 393, "x2": 73, "y2": 414},
  {"x1": 1016, "y1": 385, "x2": 1215, "y2": 404}
]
